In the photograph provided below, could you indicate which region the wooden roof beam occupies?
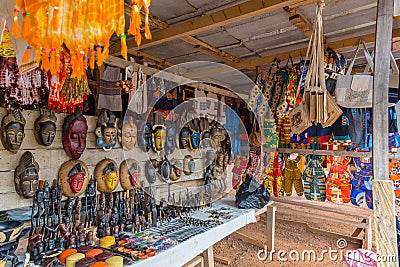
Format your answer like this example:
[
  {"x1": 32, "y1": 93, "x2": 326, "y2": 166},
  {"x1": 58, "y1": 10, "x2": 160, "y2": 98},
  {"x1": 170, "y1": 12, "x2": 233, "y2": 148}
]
[
  {"x1": 180, "y1": 36, "x2": 240, "y2": 64},
  {"x1": 114, "y1": 0, "x2": 317, "y2": 54},
  {"x1": 284, "y1": 7, "x2": 326, "y2": 43}
]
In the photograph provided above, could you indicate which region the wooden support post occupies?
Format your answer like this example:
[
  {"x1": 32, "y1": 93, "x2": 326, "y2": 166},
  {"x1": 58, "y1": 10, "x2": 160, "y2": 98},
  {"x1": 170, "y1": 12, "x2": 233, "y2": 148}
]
[
  {"x1": 214, "y1": 255, "x2": 231, "y2": 265},
  {"x1": 373, "y1": 181, "x2": 398, "y2": 265},
  {"x1": 202, "y1": 246, "x2": 214, "y2": 267},
  {"x1": 266, "y1": 206, "x2": 276, "y2": 251},
  {"x1": 373, "y1": 0, "x2": 399, "y2": 265},
  {"x1": 232, "y1": 231, "x2": 264, "y2": 248},
  {"x1": 363, "y1": 216, "x2": 373, "y2": 251}
]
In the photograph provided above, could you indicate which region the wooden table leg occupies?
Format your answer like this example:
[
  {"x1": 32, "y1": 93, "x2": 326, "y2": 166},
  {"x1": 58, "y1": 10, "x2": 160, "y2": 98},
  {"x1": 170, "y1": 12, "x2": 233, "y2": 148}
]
[
  {"x1": 202, "y1": 246, "x2": 215, "y2": 267},
  {"x1": 266, "y1": 206, "x2": 276, "y2": 251}
]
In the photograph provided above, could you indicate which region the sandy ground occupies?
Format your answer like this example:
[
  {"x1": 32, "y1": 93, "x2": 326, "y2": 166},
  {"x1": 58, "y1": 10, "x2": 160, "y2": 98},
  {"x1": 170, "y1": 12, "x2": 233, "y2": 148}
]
[{"x1": 213, "y1": 195, "x2": 374, "y2": 267}]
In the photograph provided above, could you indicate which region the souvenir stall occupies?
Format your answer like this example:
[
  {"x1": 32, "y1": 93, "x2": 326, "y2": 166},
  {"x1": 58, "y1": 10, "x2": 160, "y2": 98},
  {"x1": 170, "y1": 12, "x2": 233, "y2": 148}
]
[{"x1": 0, "y1": 0, "x2": 399, "y2": 266}]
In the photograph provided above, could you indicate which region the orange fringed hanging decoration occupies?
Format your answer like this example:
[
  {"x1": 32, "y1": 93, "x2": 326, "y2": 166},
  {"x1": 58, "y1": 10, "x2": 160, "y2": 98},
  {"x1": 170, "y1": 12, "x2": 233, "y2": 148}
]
[
  {"x1": 89, "y1": 44, "x2": 95, "y2": 70},
  {"x1": 21, "y1": 46, "x2": 32, "y2": 63},
  {"x1": 142, "y1": 0, "x2": 152, "y2": 40},
  {"x1": 11, "y1": 0, "x2": 23, "y2": 38},
  {"x1": 128, "y1": 1, "x2": 142, "y2": 46},
  {"x1": 115, "y1": 0, "x2": 127, "y2": 59}
]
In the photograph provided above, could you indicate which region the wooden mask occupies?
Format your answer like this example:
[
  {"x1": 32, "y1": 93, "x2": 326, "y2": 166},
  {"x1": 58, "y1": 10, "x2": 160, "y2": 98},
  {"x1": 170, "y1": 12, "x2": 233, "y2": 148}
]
[
  {"x1": 120, "y1": 159, "x2": 141, "y2": 190},
  {"x1": 183, "y1": 155, "x2": 195, "y2": 175},
  {"x1": 14, "y1": 151, "x2": 39, "y2": 198},
  {"x1": 152, "y1": 125, "x2": 166, "y2": 152},
  {"x1": 138, "y1": 122, "x2": 152, "y2": 152},
  {"x1": 170, "y1": 159, "x2": 182, "y2": 181},
  {"x1": 58, "y1": 159, "x2": 89, "y2": 197},
  {"x1": 164, "y1": 124, "x2": 177, "y2": 155},
  {"x1": 179, "y1": 127, "x2": 190, "y2": 149},
  {"x1": 95, "y1": 158, "x2": 119, "y2": 193},
  {"x1": 145, "y1": 159, "x2": 158, "y2": 184},
  {"x1": 118, "y1": 114, "x2": 137, "y2": 151},
  {"x1": 1, "y1": 110, "x2": 26, "y2": 154},
  {"x1": 62, "y1": 108, "x2": 88, "y2": 160},
  {"x1": 96, "y1": 109, "x2": 118, "y2": 151},
  {"x1": 34, "y1": 110, "x2": 57, "y2": 146}
]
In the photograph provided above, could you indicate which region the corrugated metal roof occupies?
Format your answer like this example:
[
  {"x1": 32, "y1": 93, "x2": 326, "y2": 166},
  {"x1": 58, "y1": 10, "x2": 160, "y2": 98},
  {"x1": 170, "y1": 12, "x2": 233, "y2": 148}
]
[{"x1": 122, "y1": 0, "x2": 400, "y2": 87}]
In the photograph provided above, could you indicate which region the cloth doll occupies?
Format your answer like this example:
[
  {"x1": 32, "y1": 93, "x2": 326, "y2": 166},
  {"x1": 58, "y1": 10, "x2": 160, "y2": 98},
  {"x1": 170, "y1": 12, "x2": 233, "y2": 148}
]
[
  {"x1": 302, "y1": 155, "x2": 326, "y2": 201},
  {"x1": 351, "y1": 157, "x2": 373, "y2": 209},
  {"x1": 326, "y1": 156, "x2": 352, "y2": 203},
  {"x1": 282, "y1": 154, "x2": 304, "y2": 196}
]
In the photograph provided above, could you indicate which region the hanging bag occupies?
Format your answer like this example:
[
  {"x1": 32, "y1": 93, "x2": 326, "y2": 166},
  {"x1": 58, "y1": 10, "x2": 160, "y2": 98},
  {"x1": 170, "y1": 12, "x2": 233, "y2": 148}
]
[
  {"x1": 335, "y1": 41, "x2": 374, "y2": 108},
  {"x1": 289, "y1": 1, "x2": 341, "y2": 133}
]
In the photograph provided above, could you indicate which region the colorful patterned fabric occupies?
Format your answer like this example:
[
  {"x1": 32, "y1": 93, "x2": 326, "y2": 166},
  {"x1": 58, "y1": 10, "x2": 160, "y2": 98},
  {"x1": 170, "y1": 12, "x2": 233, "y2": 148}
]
[
  {"x1": 326, "y1": 157, "x2": 352, "y2": 203},
  {"x1": 282, "y1": 155, "x2": 304, "y2": 196},
  {"x1": 351, "y1": 158, "x2": 373, "y2": 210},
  {"x1": 302, "y1": 155, "x2": 326, "y2": 201},
  {"x1": 389, "y1": 160, "x2": 400, "y2": 198},
  {"x1": 265, "y1": 153, "x2": 284, "y2": 197}
]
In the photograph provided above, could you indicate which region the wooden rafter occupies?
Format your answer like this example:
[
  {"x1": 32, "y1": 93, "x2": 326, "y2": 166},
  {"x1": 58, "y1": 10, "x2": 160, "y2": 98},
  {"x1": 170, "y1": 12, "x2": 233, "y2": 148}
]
[
  {"x1": 111, "y1": 0, "x2": 317, "y2": 54},
  {"x1": 284, "y1": 7, "x2": 326, "y2": 43},
  {"x1": 180, "y1": 36, "x2": 240, "y2": 64}
]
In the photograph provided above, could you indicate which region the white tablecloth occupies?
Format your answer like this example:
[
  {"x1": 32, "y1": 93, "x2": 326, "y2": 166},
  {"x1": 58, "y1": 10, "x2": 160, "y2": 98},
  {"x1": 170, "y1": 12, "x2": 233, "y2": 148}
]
[{"x1": 131, "y1": 195, "x2": 257, "y2": 267}]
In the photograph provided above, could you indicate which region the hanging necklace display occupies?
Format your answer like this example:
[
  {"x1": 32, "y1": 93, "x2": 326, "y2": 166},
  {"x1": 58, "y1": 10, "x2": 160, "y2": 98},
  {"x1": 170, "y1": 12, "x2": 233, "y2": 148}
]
[
  {"x1": 152, "y1": 125, "x2": 166, "y2": 153},
  {"x1": 96, "y1": 109, "x2": 118, "y2": 151},
  {"x1": 120, "y1": 159, "x2": 141, "y2": 190},
  {"x1": 145, "y1": 159, "x2": 158, "y2": 184},
  {"x1": 1, "y1": 110, "x2": 26, "y2": 154},
  {"x1": 95, "y1": 159, "x2": 119, "y2": 193},
  {"x1": 62, "y1": 108, "x2": 88, "y2": 160},
  {"x1": 34, "y1": 109, "x2": 57, "y2": 147},
  {"x1": 14, "y1": 151, "x2": 39, "y2": 199},
  {"x1": 58, "y1": 160, "x2": 89, "y2": 198},
  {"x1": 138, "y1": 121, "x2": 153, "y2": 152},
  {"x1": 118, "y1": 112, "x2": 137, "y2": 151}
]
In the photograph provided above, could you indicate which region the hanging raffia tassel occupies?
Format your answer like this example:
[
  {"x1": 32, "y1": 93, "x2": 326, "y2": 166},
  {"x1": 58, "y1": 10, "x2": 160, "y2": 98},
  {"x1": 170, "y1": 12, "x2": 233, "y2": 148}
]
[
  {"x1": 135, "y1": 33, "x2": 142, "y2": 48},
  {"x1": 35, "y1": 48, "x2": 41, "y2": 63},
  {"x1": 55, "y1": 48, "x2": 61, "y2": 73},
  {"x1": 12, "y1": 8, "x2": 21, "y2": 38},
  {"x1": 41, "y1": 49, "x2": 50, "y2": 71},
  {"x1": 128, "y1": 1, "x2": 142, "y2": 46},
  {"x1": 89, "y1": 45, "x2": 95, "y2": 69},
  {"x1": 21, "y1": 11, "x2": 32, "y2": 39},
  {"x1": 21, "y1": 46, "x2": 32, "y2": 63},
  {"x1": 83, "y1": 56, "x2": 88, "y2": 70},
  {"x1": 143, "y1": 0, "x2": 152, "y2": 39},
  {"x1": 96, "y1": 45, "x2": 103, "y2": 67},
  {"x1": 49, "y1": 48, "x2": 57, "y2": 74},
  {"x1": 120, "y1": 34, "x2": 127, "y2": 59}
]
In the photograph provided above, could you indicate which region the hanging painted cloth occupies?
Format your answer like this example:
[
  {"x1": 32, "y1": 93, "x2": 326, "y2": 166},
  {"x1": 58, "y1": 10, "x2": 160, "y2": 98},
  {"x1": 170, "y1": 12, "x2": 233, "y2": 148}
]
[
  {"x1": 98, "y1": 66, "x2": 122, "y2": 111},
  {"x1": 232, "y1": 154, "x2": 248, "y2": 190},
  {"x1": 351, "y1": 158, "x2": 373, "y2": 210},
  {"x1": 389, "y1": 159, "x2": 400, "y2": 198},
  {"x1": 326, "y1": 156, "x2": 352, "y2": 203},
  {"x1": 282, "y1": 155, "x2": 304, "y2": 196},
  {"x1": 302, "y1": 155, "x2": 326, "y2": 201},
  {"x1": 276, "y1": 115, "x2": 291, "y2": 148},
  {"x1": 129, "y1": 68, "x2": 147, "y2": 114}
]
